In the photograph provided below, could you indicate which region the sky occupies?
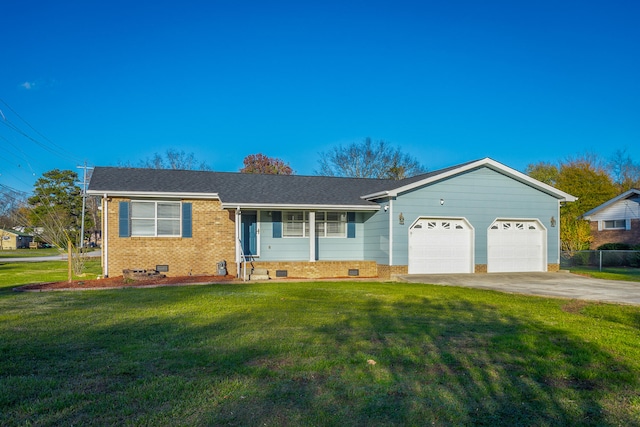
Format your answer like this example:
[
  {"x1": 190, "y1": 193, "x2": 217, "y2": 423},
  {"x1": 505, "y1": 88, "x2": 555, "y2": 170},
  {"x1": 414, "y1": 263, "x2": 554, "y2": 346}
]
[{"x1": 1, "y1": 0, "x2": 639, "y2": 194}]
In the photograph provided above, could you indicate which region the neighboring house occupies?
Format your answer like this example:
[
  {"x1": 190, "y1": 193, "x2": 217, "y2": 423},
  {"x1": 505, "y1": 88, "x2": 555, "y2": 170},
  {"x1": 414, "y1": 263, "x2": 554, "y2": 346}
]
[
  {"x1": 0, "y1": 229, "x2": 34, "y2": 250},
  {"x1": 86, "y1": 158, "x2": 576, "y2": 279},
  {"x1": 582, "y1": 189, "x2": 640, "y2": 248}
]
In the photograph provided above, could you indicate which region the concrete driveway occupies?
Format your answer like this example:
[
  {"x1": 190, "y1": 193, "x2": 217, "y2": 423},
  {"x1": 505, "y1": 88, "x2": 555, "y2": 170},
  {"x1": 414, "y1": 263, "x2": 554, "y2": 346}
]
[{"x1": 398, "y1": 271, "x2": 640, "y2": 305}]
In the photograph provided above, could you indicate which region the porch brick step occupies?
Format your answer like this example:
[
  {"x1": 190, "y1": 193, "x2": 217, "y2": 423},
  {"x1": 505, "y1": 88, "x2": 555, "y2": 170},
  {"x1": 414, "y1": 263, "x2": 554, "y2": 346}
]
[
  {"x1": 249, "y1": 274, "x2": 270, "y2": 281},
  {"x1": 252, "y1": 268, "x2": 269, "y2": 276}
]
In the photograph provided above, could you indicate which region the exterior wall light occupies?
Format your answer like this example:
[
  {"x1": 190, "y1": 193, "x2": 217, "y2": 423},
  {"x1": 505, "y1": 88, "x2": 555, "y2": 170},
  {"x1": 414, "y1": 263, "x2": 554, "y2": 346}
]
[
  {"x1": 384, "y1": 205, "x2": 389, "y2": 212},
  {"x1": 399, "y1": 213, "x2": 405, "y2": 225},
  {"x1": 440, "y1": 199, "x2": 444, "y2": 205},
  {"x1": 550, "y1": 216, "x2": 556, "y2": 227}
]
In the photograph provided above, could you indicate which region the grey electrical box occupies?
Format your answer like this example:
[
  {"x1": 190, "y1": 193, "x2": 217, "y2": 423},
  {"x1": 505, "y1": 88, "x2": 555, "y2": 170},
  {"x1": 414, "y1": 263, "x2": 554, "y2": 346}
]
[{"x1": 217, "y1": 260, "x2": 227, "y2": 276}]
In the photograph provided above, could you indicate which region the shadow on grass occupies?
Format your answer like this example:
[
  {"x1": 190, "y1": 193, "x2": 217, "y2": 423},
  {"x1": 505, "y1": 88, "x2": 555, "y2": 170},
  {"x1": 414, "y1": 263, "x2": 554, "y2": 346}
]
[{"x1": 1, "y1": 285, "x2": 638, "y2": 426}]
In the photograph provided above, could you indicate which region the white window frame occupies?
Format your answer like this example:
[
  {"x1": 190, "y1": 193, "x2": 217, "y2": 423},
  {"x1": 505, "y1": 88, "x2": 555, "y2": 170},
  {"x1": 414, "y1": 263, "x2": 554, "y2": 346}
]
[
  {"x1": 131, "y1": 200, "x2": 182, "y2": 237},
  {"x1": 603, "y1": 219, "x2": 626, "y2": 230},
  {"x1": 282, "y1": 211, "x2": 348, "y2": 238},
  {"x1": 312, "y1": 211, "x2": 347, "y2": 238},
  {"x1": 282, "y1": 211, "x2": 306, "y2": 238}
]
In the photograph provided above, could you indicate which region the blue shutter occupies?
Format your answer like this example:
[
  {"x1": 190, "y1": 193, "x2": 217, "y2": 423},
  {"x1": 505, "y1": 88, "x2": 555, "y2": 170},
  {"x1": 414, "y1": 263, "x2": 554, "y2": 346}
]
[
  {"x1": 347, "y1": 212, "x2": 356, "y2": 238},
  {"x1": 119, "y1": 201, "x2": 130, "y2": 237},
  {"x1": 272, "y1": 211, "x2": 282, "y2": 238},
  {"x1": 182, "y1": 203, "x2": 192, "y2": 238}
]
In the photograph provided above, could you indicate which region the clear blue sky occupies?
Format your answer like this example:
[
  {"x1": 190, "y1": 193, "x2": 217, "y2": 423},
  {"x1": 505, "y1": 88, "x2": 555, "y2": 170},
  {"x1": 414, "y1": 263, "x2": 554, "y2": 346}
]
[{"x1": 1, "y1": 0, "x2": 639, "y2": 193}]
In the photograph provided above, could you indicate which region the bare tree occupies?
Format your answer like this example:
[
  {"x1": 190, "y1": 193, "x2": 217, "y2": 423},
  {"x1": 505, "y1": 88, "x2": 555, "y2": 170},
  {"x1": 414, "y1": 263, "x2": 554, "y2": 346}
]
[
  {"x1": 0, "y1": 184, "x2": 28, "y2": 250},
  {"x1": 608, "y1": 148, "x2": 640, "y2": 193},
  {"x1": 120, "y1": 149, "x2": 212, "y2": 170},
  {"x1": 316, "y1": 138, "x2": 426, "y2": 179},
  {"x1": 0, "y1": 184, "x2": 26, "y2": 229}
]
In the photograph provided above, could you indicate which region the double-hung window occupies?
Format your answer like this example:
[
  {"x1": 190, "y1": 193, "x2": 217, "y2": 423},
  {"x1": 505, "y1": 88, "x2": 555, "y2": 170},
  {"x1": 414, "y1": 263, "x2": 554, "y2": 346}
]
[
  {"x1": 281, "y1": 211, "x2": 347, "y2": 238},
  {"x1": 131, "y1": 201, "x2": 181, "y2": 237},
  {"x1": 314, "y1": 212, "x2": 347, "y2": 237},
  {"x1": 603, "y1": 219, "x2": 626, "y2": 230},
  {"x1": 283, "y1": 211, "x2": 305, "y2": 237}
]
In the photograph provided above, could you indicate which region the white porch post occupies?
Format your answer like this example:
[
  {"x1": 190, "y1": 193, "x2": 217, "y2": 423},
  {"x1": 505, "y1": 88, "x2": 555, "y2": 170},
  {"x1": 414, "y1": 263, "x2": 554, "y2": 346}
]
[
  {"x1": 309, "y1": 211, "x2": 316, "y2": 262},
  {"x1": 102, "y1": 194, "x2": 108, "y2": 277}
]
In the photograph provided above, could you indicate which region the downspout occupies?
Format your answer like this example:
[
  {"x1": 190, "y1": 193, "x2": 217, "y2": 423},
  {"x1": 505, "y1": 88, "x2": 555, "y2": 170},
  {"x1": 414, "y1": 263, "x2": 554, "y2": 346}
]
[
  {"x1": 388, "y1": 198, "x2": 393, "y2": 266},
  {"x1": 102, "y1": 194, "x2": 108, "y2": 277},
  {"x1": 557, "y1": 200, "x2": 562, "y2": 266}
]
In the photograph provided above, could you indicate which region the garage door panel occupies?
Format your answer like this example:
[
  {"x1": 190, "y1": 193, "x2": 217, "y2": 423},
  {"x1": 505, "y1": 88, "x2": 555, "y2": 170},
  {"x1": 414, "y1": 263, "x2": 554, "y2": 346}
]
[
  {"x1": 487, "y1": 219, "x2": 546, "y2": 272},
  {"x1": 409, "y1": 218, "x2": 474, "y2": 274}
]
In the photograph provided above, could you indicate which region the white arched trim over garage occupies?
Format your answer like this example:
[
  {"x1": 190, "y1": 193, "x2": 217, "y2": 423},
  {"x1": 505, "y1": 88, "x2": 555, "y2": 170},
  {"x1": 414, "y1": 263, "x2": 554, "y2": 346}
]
[
  {"x1": 487, "y1": 218, "x2": 547, "y2": 273},
  {"x1": 408, "y1": 217, "x2": 474, "y2": 274}
]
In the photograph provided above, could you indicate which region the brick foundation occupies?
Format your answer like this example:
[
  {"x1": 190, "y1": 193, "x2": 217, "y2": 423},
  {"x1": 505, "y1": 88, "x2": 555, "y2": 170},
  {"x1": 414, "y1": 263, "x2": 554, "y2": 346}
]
[
  {"x1": 246, "y1": 260, "x2": 379, "y2": 279},
  {"x1": 376, "y1": 264, "x2": 408, "y2": 279},
  {"x1": 475, "y1": 264, "x2": 487, "y2": 273}
]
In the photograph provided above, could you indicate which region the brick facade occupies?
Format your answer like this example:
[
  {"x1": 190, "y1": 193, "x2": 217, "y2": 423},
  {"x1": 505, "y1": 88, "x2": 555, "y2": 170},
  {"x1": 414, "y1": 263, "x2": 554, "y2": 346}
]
[
  {"x1": 104, "y1": 198, "x2": 236, "y2": 277},
  {"x1": 376, "y1": 264, "x2": 408, "y2": 279},
  {"x1": 589, "y1": 219, "x2": 640, "y2": 249}
]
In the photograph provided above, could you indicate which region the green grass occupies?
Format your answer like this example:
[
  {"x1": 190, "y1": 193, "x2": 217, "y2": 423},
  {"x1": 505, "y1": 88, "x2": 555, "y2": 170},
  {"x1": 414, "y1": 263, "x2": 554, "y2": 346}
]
[
  {"x1": 1, "y1": 273, "x2": 639, "y2": 426},
  {"x1": 0, "y1": 259, "x2": 102, "y2": 290},
  {"x1": 569, "y1": 266, "x2": 640, "y2": 282}
]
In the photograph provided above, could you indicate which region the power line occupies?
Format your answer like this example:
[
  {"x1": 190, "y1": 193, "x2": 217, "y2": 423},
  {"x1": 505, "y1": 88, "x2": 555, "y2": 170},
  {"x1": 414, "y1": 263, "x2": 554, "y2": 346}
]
[{"x1": 0, "y1": 97, "x2": 84, "y2": 164}]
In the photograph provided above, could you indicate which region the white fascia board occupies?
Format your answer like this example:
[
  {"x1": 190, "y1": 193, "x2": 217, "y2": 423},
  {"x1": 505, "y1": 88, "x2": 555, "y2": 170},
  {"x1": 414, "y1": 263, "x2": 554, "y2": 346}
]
[
  {"x1": 360, "y1": 190, "x2": 390, "y2": 201},
  {"x1": 582, "y1": 188, "x2": 640, "y2": 219},
  {"x1": 220, "y1": 202, "x2": 380, "y2": 211},
  {"x1": 373, "y1": 158, "x2": 577, "y2": 202},
  {"x1": 86, "y1": 190, "x2": 220, "y2": 200}
]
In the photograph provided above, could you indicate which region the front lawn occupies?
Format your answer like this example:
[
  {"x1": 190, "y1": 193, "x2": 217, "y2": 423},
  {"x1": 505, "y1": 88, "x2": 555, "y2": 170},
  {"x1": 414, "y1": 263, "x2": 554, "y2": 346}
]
[
  {"x1": 1, "y1": 280, "x2": 639, "y2": 426},
  {"x1": 0, "y1": 259, "x2": 102, "y2": 291},
  {"x1": 570, "y1": 266, "x2": 640, "y2": 282}
]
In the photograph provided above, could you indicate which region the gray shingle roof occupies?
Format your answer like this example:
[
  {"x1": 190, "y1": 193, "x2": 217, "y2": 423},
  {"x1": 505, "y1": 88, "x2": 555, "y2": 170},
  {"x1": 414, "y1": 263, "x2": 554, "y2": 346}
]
[
  {"x1": 88, "y1": 167, "x2": 394, "y2": 207},
  {"x1": 87, "y1": 159, "x2": 496, "y2": 208}
]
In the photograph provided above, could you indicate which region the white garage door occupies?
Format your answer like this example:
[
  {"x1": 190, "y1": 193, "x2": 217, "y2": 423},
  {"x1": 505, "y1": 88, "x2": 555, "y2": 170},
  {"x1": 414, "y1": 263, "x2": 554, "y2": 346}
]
[
  {"x1": 487, "y1": 219, "x2": 546, "y2": 272},
  {"x1": 408, "y1": 218, "x2": 474, "y2": 274}
]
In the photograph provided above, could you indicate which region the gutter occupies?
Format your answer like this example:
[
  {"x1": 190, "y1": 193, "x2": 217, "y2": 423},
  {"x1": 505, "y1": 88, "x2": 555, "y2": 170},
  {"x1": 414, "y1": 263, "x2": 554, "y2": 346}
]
[{"x1": 220, "y1": 203, "x2": 380, "y2": 211}]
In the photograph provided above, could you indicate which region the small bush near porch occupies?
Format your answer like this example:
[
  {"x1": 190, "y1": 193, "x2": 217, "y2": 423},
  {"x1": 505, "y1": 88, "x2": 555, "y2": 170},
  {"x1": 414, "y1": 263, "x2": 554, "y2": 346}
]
[{"x1": 1, "y1": 280, "x2": 639, "y2": 425}]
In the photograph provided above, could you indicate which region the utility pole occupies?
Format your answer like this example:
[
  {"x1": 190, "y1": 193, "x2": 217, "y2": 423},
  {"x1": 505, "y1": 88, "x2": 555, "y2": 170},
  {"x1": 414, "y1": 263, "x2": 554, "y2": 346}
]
[{"x1": 77, "y1": 162, "x2": 93, "y2": 248}]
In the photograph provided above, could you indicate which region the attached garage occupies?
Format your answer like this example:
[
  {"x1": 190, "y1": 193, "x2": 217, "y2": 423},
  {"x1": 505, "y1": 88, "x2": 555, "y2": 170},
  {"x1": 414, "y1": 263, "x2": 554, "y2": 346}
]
[
  {"x1": 487, "y1": 219, "x2": 547, "y2": 272},
  {"x1": 408, "y1": 217, "x2": 474, "y2": 274}
]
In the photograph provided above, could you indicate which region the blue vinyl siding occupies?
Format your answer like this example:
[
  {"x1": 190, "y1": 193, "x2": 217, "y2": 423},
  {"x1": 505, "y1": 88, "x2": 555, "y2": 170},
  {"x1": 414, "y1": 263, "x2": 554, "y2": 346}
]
[
  {"x1": 259, "y1": 211, "x2": 309, "y2": 260},
  {"x1": 258, "y1": 211, "x2": 369, "y2": 261},
  {"x1": 317, "y1": 212, "x2": 368, "y2": 260},
  {"x1": 390, "y1": 168, "x2": 561, "y2": 265},
  {"x1": 363, "y1": 208, "x2": 390, "y2": 264}
]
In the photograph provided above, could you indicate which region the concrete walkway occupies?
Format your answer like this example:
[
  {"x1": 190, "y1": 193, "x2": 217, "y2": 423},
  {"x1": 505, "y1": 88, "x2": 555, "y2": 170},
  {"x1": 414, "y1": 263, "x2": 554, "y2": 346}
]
[{"x1": 398, "y1": 271, "x2": 640, "y2": 305}]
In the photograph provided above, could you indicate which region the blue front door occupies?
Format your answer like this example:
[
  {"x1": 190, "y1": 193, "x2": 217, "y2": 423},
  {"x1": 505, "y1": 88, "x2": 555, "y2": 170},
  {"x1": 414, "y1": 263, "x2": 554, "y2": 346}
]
[{"x1": 241, "y1": 213, "x2": 258, "y2": 257}]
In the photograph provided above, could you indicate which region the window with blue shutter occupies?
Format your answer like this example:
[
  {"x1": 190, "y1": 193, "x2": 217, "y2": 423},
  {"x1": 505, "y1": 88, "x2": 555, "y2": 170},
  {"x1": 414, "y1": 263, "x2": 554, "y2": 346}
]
[
  {"x1": 182, "y1": 203, "x2": 192, "y2": 238},
  {"x1": 272, "y1": 211, "x2": 282, "y2": 238},
  {"x1": 119, "y1": 201, "x2": 130, "y2": 237},
  {"x1": 347, "y1": 212, "x2": 356, "y2": 238}
]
